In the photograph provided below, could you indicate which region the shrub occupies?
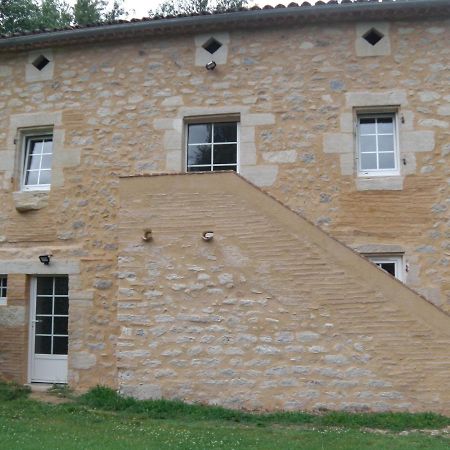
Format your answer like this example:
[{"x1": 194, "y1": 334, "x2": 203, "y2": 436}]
[
  {"x1": 77, "y1": 386, "x2": 450, "y2": 430},
  {"x1": 0, "y1": 381, "x2": 31, "y2": 401}
]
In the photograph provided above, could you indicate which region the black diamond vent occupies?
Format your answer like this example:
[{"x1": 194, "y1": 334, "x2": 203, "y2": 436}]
[
  {"x1": 363, "y1": 28, "x2": 384, "y2": 46},
  {"x1": 32, "y1": 55, "x2": 50, "y2": 71},
  {"x1": 202, "y1": 37, "x2": 222, "y2": 54}
]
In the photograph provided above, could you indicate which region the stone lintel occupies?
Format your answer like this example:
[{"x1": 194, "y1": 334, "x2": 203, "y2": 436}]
[
  {"x1": 353, "y1": 244, "x2": 405, "y2": 254},
  {"x1": 0, "y1": 259, "x2": 80, "y2": 274},
  {"x1": 346, "y1": 90, "x2": 407, "y2": 108}
]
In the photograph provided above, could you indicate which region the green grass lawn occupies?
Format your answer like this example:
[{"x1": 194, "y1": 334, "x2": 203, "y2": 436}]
[{"x1": 0, "y1": 383, "x2": 448, "y2": 450}]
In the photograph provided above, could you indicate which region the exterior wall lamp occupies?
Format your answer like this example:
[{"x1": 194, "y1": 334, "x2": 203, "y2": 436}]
[
  {"x1": 142, "y1": 228, "x2": 153, "y2": 242},
  {"x1": 39, "y1": 254, "x2": 52, "y2": 265},
  {"x1": 205, "y1": 61, "x2": 217, "y2": 71},
  {"x1": 202, "y1": 231, "x2": 214, "y2": 241}
]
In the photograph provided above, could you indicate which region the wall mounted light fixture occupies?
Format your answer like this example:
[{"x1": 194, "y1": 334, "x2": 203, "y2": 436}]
[
  {"x1": 202, "y1": 231, "x2": 214, "y2": 241},
  {"x1": 205, "y1": 61, "x2": 217, "y2": 71},
  {"x1": 39, "y1": 254, "x2": 52, "y2": 265},
  {"x1": 142, "y1": 228, "x2": 153, "y2": 242}
]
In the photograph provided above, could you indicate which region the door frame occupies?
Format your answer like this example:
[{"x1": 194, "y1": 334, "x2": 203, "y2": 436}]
[{"x1": 28, "y1": 275, "x2": 69, "y2": 384}]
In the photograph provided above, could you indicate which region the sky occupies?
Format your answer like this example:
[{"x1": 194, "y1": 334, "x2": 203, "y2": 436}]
[{"x1": 68, "y1": 1, "x2": 320, "y2": 18}]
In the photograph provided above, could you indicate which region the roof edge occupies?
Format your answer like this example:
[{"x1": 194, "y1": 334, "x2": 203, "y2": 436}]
[{"x1": 1, "y1": 0, "x2": 449, "y2": 52}]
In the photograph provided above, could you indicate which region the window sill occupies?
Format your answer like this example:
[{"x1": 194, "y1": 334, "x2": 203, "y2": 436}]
[
  {"x1": 0, "y1": 298, "x2": 6, "y2": 306},
  {"x1": 355, "y1": 176, "x2": 404, "y2": 191},
  {"x1": 22, "y1": 186, "x2": 51, "y2": 192},
  {"x1": 13, "y1": 190, "x2": 49, "y2": 212}
]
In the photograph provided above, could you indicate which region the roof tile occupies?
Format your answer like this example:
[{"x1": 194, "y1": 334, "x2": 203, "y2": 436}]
[{"x1": 0, "y1": 0, "x2": 446, "y2": 47}]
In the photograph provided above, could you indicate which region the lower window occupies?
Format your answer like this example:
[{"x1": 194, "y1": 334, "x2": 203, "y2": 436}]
[
  {"x1": 187, "y1": 121, "x2": 238, "y2": 172},
  {"x1": 0, "y1": 275, "x2": 7, "y2": 306},
  {"x1": 366, "y1": 255, "x2": 404, "y2": 281}
]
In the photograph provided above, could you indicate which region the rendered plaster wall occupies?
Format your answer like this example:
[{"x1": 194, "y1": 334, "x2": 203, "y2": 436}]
[
  {"x1": 117, "y1": 174, "x2": 450, "y2": 413},
  {"x1": 0, "y1": 15, "x2": 449, "y2": 391}
]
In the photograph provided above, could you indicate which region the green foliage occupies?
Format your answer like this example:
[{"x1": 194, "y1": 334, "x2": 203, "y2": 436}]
[
  {"x1": 72, "y1": 0, "x2": 127, "y2": 25},
  {"x1": 79, "y1": 386, "x2": 450, "y2": 431},
  {"x1": 79, "y1": 386, "x2": 251, "y2": 421},
  {"x1": 0, "y1": 0, "x2": 128, "y2": 34},
  {"x1": 73, "y1": 0, "x2": 104, "y2": 25},
  {"x1": 0, "y1": 381, "x2": 31, "y2": 401},
  {"x1": 0, "y1": 0, "x2": 41, "y2": 34},
  {"x1": 103, "y1": 0, "x2": 127, "y2": 22},
  {"x1": 150, "y1": 0, "x2": 248, "y2": 17},
  {"x1": 39, "y1": 0, "x2": 72, "y2": 29},
  {"x1": 320, "y1": 410, "x2": 450, "y2": 431},
  {"x1": 214, "y1": 0, "x2": 247, "y2": 12},
  {"x1": 1, "y1": 384, "x2": 450, "y2": 450},
  {"x1": 47, "y1": 383, "x2": 75, "y2": 399}
]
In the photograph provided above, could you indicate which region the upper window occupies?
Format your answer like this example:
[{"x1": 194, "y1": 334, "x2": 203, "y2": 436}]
[
  {"x1": 187, "y1": 122, "x2": 238, "y2": 172},
  {"x1": 0, "y1": 275, "x2": 7, "y2": 306},
  {"x1": 22, "y1": 134, "x2": 53, "y2": 190},
  {"x1": 357, "y1": 113, "x2": 398, "y2": 176}
]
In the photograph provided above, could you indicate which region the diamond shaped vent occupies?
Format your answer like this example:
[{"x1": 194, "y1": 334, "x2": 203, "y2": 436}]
[
  {"x1": 362, "y1": 28, "x2": 384, "y2": 46},
  {"x1": 202, "y1": 37, "x2": 222, "y2": 55},
  {"x1": 32, "y1": 55, "x2": 50, "y2": 71}
]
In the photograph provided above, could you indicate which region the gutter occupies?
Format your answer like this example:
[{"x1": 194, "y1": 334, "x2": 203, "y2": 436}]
[{"x1": 0, "y1": 0, "x2": 448, "y2": 52}]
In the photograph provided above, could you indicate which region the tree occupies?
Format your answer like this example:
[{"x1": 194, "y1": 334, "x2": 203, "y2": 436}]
[
  {"x1": 214, "y1": 0, "x2": 247, "y2": 12},
  {"x1": 0, "y1": 0, "x2": 128, "y2": 34},
  {"x1": 150, "y1": 0, "x2": 248, "y2": 17},
  {"x1": 39, "y1": 0, "x2": 72, "y2": 29},
  {"x1": 73, "y1": 0, "x2": 106, "y2": 25},
  {"x1": 103, "y1": 0, "x2": 127, "y2": 22},
  {"x1": 0, "y1": 0, "x2": 41, "y2": 33}
]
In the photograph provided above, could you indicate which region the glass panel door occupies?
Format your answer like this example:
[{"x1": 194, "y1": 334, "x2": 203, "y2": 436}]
[{"x1": 30, "y1": 276, "x2": 69, "y2": 383}]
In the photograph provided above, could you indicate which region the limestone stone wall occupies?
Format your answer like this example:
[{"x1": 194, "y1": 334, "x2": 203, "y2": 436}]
[
  {"x1": 117, "y1": 174, "x2": 450, "y2": 413},
  {"x1": 0, "y1": 15, "x2": 449, "y2": 398}
]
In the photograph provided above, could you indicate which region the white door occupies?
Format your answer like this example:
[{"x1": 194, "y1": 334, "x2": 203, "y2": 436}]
[{"x1": 29, "y1": 276, "x2": 69, "y2": 383}]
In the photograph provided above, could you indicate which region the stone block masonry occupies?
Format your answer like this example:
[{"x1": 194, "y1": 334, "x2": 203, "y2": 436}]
[
  {"x1": 0, "y1": 17, "x2": 448, "y2": 312},
  {"x1": 117, "y1": 173, "x2": 450, "y2": 414},
  {"x1": 0, "y1": 10, "x2": 449, "y2": 409}
]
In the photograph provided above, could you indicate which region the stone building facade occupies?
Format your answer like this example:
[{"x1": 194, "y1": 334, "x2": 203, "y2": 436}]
[{"x1": 0, "y1": 0, "x2": 449, "y2": 413}]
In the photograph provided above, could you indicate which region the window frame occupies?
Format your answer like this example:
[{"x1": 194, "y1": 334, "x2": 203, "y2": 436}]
[
  {"x1": 185, "y1": 118, "x2": 240, "y2": 173},
  {"x1": 356, "y1": 112, "x2": 400, "y2": 177},
  {"x1": 366, "y1": 255, "x2": 404, "y2": 282},
  {"x1": 0, "y1": 275, "x2": 7, "y2": 306},
  {"x1": 21, "y1": 130, "x2": 54, "y2": 191}
]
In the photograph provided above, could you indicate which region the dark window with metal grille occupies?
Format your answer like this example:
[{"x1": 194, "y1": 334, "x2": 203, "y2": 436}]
[
  {"x1": 187, "y1": 122, "x2": 238, "y2": 172},
  {"x1": 0, "y1": 276, "x2": 7, "y2": 301}
]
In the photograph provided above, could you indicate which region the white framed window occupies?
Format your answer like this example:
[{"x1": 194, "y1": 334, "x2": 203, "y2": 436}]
[
  {"x1": 22, "y1": 133, "x2": 53, "y2": 191},
  {"x1": 186, "y1": 121, "x2": 239, "y2": 172},
  {"x1": 0, "y1": 275, "x2": 7, "y2": 306},
  {"x1": 366, "y1": 255, "x2": 404, "y2": 282},
  {"x1": 357, "y1": 113, "x2": 399, "y2": 176}
]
